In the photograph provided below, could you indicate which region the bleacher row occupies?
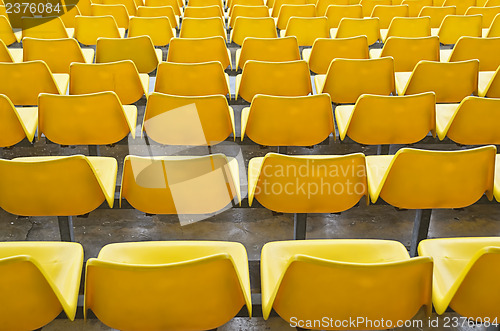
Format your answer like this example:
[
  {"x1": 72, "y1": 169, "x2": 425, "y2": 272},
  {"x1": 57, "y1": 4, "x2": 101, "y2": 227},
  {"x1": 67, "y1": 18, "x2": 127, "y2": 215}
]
[{"x1": 1, "y1": 0, "x2": 500, "y2": 329}]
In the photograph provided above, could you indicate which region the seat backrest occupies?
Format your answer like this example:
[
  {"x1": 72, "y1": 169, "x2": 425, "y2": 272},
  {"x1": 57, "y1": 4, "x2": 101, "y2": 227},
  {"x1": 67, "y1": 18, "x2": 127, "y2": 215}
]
[
  {"x1": 231, "y1": 17, "x2": 277, "y2": 45},
  {"x1": 284, "y1": 17, "x2": 329, "y2": 46},
  {"x1": 308, "y1": 35, "x2": 369, "y2": 74},
  {"x1": 145, "y1": 0, "x2": 181, "y2": 13},
  {"x1": 438, "y1": 14, "x2": 482, "y2": 44},
  {"x1": 276, "y1": 4, "x2": 316, "y2": 29},
  {"x1": 449, "y1": 36, "x2": 500, "y2": 71},
  {"x1": 143, "y1": 93, "x2": 234, "y2": 145},
  {"x1": 0, "y1": 94, "x2": 33, "y2": 147},
  {"x1": 96, "y1": 36, "x2": 158, "y2": 73},
  {"x1": 0, "y1": 38, "x2": 12, "y2": 62},
  {"x1": 360, "y1": 0, "x2": 392, "y2": 16},
  {"x1": 316, "y1": 0, "x2": 352, "y2": 16},
  {"x1": 403, "y1": 59, "x2": 479, "y2": 103},
  {"x1": 487, "y1": 13, "x2": 500, "y2": 37},
  {"x1": 137, "y1": 5, "x2": 178, "y2": 27},
  {"x1": 248, "y1": 153, "x2": 367, "y2": 213},
  {"x1": 22, "y1": 17, "x2": 69, "y2": 39},
  {"x1": 23, "y1": 37, "x2": 86, "y2": 74},
  {"x1": 0, "y1": 61, "x2": 61, "y2": 105},
  {"x1": 44, "y1": 4, "x2": 81, "y2": 28},
  {"x1": 69, "y1": 60, "x2": 145, "y2": 104},
  {"x1": 120, "y1": 154, "x2": 240, "y2": 214},
  {"x1": 238, "y1": 37, "x2": 300, "y2": 69},
  {"x1": 102, "y1": 0, "x2": 137, "y2": 15},
  {"x1": 371, "y1": 4, "x2": 409, "y2": 28},
  {"x1": 0, "y1": 16, "x2": 16, "y2": 46},
  {"x1": 183, "y1": 5, "x2": 223, "y2": 18},
  {"x1": 385, "y1": 16, "x2": 431, "y2": 39},
  {"x1": 238, "y1": 60, "x2": 312, "y2": 102},
  {"x1": 229, "y1": 5, "x2": 270, "y2": 27},
  {"x1": 229, "y1": 0, "x2": 265, "y2": 13},
  {"x1": 38, "y1": 92, "x2": 132, "y2": 145},
  {"x1": 188, "y1": 0, "x2": 224, "y2": 9},
  {"x1": 75, "y1": 15, "x2": 121, "y2": 45},
  {"x1": 0, "y1": 4, "x2": 33, "y2": 28},
  {"x1": 442, "y1": 0, "x2": 476, "y2": 14},
  {"x1": 179, "y1": 17, "x2": 226, "y2": 40},
  {"x1": 465, "y1": 6, "x2": 500, "y2": 27},
  {"x1": 322, "y1": 57, "x2": 395, "y2": 104},
  {"x1": 167, "y1": 36, "x2": 230, "y2": 69},
  {"x1": 380, "y1": 36, "x2": 439, "y2": 72},
  {"x1": 91, "y1": 4, "x2": 130, "y2": 28},
  {"x1": 325, "y1": 4, "x2": 363, "y2": 28},
  {"x1": 336, "y1": 17, "x2": 381, "y2": 44},
  {"x1": 128, "y1": 16, "x2": 174, "y2": 46},
  {"x1": 418, "y1": 5, "x2": 456, "y2": 28},
  {"x1": 401, "y1": 0, "x2": 432, "y2": 17},
  {"x1": 271, "y1": 0, "x2": 307, "y2": 17},
  {"x1": 379, "y1": 146, "x2": 495, "y2": 208}
]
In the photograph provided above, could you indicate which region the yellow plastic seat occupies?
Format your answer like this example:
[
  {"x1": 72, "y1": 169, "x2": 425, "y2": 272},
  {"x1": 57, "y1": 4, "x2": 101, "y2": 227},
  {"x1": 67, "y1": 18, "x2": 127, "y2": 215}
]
[
  {"x1": 179, "y1": 17, "x2": 227, "y2": 40},
  {"x1": 96, "y1": 36, "x2": 161, "y2": 73},
  {"x1": 183, "y1": 5, "x2": 223, "y2": 18},
  {"x1": 136, "y1": 6, "x2": 179, "y2": 28},
  {"x1": 431, "y1": 14, "x2": 482, "y2": 45},
  {"x1": 380, "y1": 16, "x2": 430, "y2": 42},
  {"x1": 365, "y1": 145, "x2": 495, "y2": 208},
  {"x1": 371, "y1": 4, "x2": 409, "y2": 29},
  {"x1": 128, "y1": 17, "x2": 175, "y2": 46},
  {"x1": 275, "y1": 4, "x2": 316, "y2": 30},
  {"x1": 325, "y1": 4, "x2": 363, "y2": 28},
  {"x1": 271, "y1": 0, "x2": 307, "y2": 17},
  {"x1": 236, "y1": 60, "x2": 312, "y2": 102},
  {"x1": 485, "y1": 13, "x2": 500, "y2": 37},
  {"x1": 442, "y1": 0, "x2": 476, "y2": 15},
  {"x1": 22, "y1": 37, "x2": 94, "y2": 74},
  {"x1": 0, "y1": 16, "x2": 17, "y2": 45},
  {"x1": 0, "y1": 38, "x2": 21, "y2": 62},
  {"x1": 316, "y1": 0, "x2": 352, "y2": 16},
  {"x1": 241, "y1": 94, "x2": 333, "y2": 146},
  {"x1": 0, "y1": 61, "x2": 68, "y2": 106},
  {"x1": 155, "y1": 61, "x2": 230, "y2": 97},
  {"x1": 76, "y1": 0, "x2": 93, "y2": 15},
  {"x1": 188, "y1": 0, "x2": 224, "y2": 10},
  {"x1": 303, "y1": 36, "x2": 369, "y2": 74},
  {"x1": 401, "y1": 0, "x2": 432, "y2": 16},
  {"x1": 466, "y1": 6, "x2": 500, "y2": 28},
  {"x1": 0, "y1": 242, "x2": 83, "y2": 330},
  {"x1": 280, "y1": 17, "x2": 329, "y2": 46},
  {"x1": 261, "y1": 239, "x2": 433, "y2": 330},
  {"x1": 75, "y1": 15, "x2": 126, "y2": 45},
  {"x1": 395, "y1": 59, "x2": 479, "y2": 103},
  {"x1": 145, "y1": 0, "x2": 182, "y2": 14},
  {"x1": 360, "y1": 0, "x2": 391, "y2": 16},
  {"x1": 230, "y1": 17, "x2": 278, "y2": 45},
  {"x1": 143, "y1": 93, "x2": 234, "y2": 145},
  {"x1": 331, "y1": 17, "x2": 381, "y2": 45},
  {"x1": 229, "y1": 5, "x2": 270, "y2": 27},
  {"x1": 435, "y1": 96, "x2": 500, "y2": 144},
  {"x1": 38, "y1": 92, "x2": 136, "y2": 145},
  {"x1": 441, "y1": 36, "x2": 500, "y2": 72},
  {"x1": 102, "y1": 0, "x2": 138, "y2": 15},
  {"x1": 54, "y1": 5, "x2": 82, "y2": 28},
  {"x1": 418, "y1": 5, "x2": 456, "y2": 28},
  {"x1": 70, "y1": 60, "x2": 148, "y2": 104},
  {"x1": 248, "y1": 153, "x2": 367, "y2": 212},
  {"x1": 229, "y1": 0, "x2": 265, "y2": 13},
  {"x1": 369, "y1": 36, "x2": 439, "y2": 72},
  {"x1": 167, "y1": 36, "x2": 231, "y2": 69},
  {"x1": 479, "y1": 66, "x2": 500, "y2": 97},
  {"x1": 0, "y1": 155, "x2": 117, "y2": 216},
  {"x1": 21, "y1": 17, "x2": 73, "y2": 39},
  {"x1": 336, "y1": 92, "x2": 435, "y2": 145},
  {"x1": 0, "y1": 94, "x2": 37, "y2": 147},
  {"x1": 120, "y1": 154, "x2": 241, "y2": 214},
  {"x1": 85, "y1": 241, "x2": 251, "y2": 330},
  {"x1": 91, "y1": 4, "x2": 130, "y2": 29},
  {"x1": 315, "y1": 57, "x2": 395, "y2": 104},
  {"x1": 236, "y1": 37, "x2": 300, "y2": 69},
  {"x1": 418, "y1": 237, "x2": 500, "y2": 319}
]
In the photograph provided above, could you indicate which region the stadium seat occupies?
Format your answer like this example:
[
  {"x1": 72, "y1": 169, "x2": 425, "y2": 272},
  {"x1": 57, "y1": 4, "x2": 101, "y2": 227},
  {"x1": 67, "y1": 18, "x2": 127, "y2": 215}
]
[
  {"x1": 325, "y1": 4, "x2": 363, "y2": 28},
  {"x1": 0, "y1": 242, "x2": 83, "y2": 330},
  {"x1": 314, "y1": 57, "x2": 396, "y2": 104},
  {"x1": 331, "y1": 17, "x2": 381, "y2": 45},
  {"x1": 179, "y1": 17, "x2": 227, "y2": 40},
  {"x1": 0, "y1": 61, "x2": 68, "y2": 106},
  {"x1": 145, "y1": 0, "x2": 182, "y2": 14},
  {"x1": 261, "y1": 240, "x2": 432, "y2": 329},
  {"x1": 236, "y1": 37, "x2": 300, "y2": 70},
  {"x1": 102, "y1": 0, "x2": 138, "y2": 15},
  {"x1": 0, "y1": 154, "x2": 117, "y2": 216},
  {"x1": 230, "y1": 17, "x2": 278, "y2": 45},
  {"x1": 136, "y1": 6, "x2": 179, "y2": 28},
  {"x1": 442, "y1": 0, "x2": 476, "y2": 15},
  {"x1": 22, "y1": 37, "x2": 94, "y2": 74},
  {"x1": 336, "y1": 92, "x2": 436, "y2": 145},
  {"x1": 360, "y1": 0, "x2": 391, "y2": 16},
  {"x1": 155, "y1": 61, "x2": 230, "y2": 97},
  {"x1": 485, "y1": 13, "x2": 500, "y2": 37},
  {"x1": 280, "y1": 17, "x2": 329, "y2": 46},
  {"x1": 0, "y1": 39, "x2": 21, "y2": 62},
  {"x1": 96, "y1": 36, "x2": 161, "y2": 73},
  {"x1": 370, "y1": 4, "x2": 409, "y2": 29},
  {"x1": 85, "y1": 241, "x2": 251, "y2": 330},
  {"x1": 440, "y1": 36, "x2": 500, "y2": 71},
  {"x1": 74, "y1": 15, "x2": 126, "y2": 45},
  {"x1": 275, "y1": 4, "x2": 316, "y2": 30},
  {"x1": 395, "y1": 60, "x2": 479, "y2": 102},
  {"x1": 69, "y1": 60, "x2": 148, "y2": 104},
  {"x1": 303, "y1": 36, "x2": 369, "y2": 74},
  {"x1": 0, "y1": 94, "x2": 37, "y2": 147},
  {"x1": 236, "y1": 60, "x2": 312, "y2": 102},
  {"x1": 183, "y1": 5, "x2": 224, "y2": 18},
  {"x1": 128, "y1": 17, "x2": 175, "y2": 46},
  {"x1": 435, "y1": 96, "x2": 500, "y2": 145},
  {"x1": 54, "y1": 5, "x2": 82, "y2": 28},
  {"x1": 229, "y1": 5, "x2": 270, "y2": 27},
  {"x1": 270, "y1": 0, "x2": 307, "y2": 17},
  {"x1": 466, "y1": 6, "x2": 500, "y2": 28},
  {"x1": 0, "y1": 16, "x2": 18, "y2": 45},
  {"x1": 380, "y1": 16, "x2": 431, "y2": 42},
  {"x1": 478, "y1": 66, "x2": 500, "y2": 97},
  {"x1": 241, "y1": 94, "x2": 334, "y2": 146},
  {"x1": 369, "y1": 36, "x2": 439, "y2": 72},
  {"x1": 229, "y1": 0, "x2": 265, "y2": 13},
  {"x1": 167, "y1": 36, "x2": 232, "y2": 69},
  {"x1": 431, "y1": 14, "x2": 482, "y2": 45},
  {"x1": 418, "y1": 237, "x2": 500, "y2": 318},
  {"x1": 401, "y1": 0, "x2": 432, "y2": 17},
  {"x1": 120, "y1": 154, "x2": 241, "y2": 214},
  {"x1": 38, "y1": 92, "x2": 136, "y2": 145},
  {"x1": 143, "y1": 93, "x2": 235, "y2": 145},
  {"x1": 76, "y1": 0, "x2": 92, "y2": 15},
  {"x1": 90, "y1": 4, "x2": 130, "y2": 29},
  {"x1": 418, "y1": 5, "x2": 456, "y2": 28},
  {"x1": 188, "y1": 0, "x2": 224, "y2": 10},
  {"x1": 21, "y1": 17, "x2": 74, "y2": 39},
  {"x1": 317, "y1": 0, "x2": 352, "y2": 16}
]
